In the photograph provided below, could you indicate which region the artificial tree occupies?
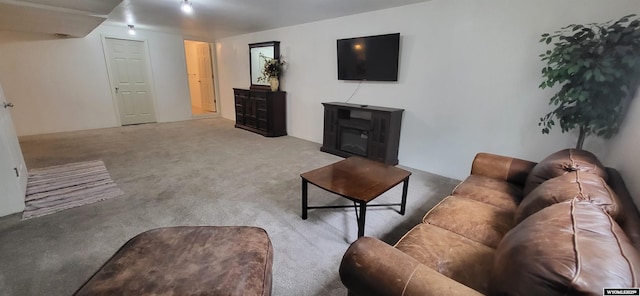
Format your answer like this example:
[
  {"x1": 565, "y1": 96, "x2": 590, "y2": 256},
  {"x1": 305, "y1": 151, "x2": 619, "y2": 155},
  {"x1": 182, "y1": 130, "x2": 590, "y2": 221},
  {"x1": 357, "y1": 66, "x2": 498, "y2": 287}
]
[{"x1": 538, "y1": 14, "x2": 640, "y2": 149}]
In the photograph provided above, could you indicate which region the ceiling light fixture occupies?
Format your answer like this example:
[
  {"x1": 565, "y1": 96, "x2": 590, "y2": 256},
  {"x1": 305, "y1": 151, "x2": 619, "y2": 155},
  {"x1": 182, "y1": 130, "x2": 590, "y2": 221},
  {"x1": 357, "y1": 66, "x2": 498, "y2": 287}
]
[
  {"x1": 128, "y1": 24, "x2": 136, "y2": 35},
  {"x1": 181, "y1": 0, "x2": 193, "y2": 14}
]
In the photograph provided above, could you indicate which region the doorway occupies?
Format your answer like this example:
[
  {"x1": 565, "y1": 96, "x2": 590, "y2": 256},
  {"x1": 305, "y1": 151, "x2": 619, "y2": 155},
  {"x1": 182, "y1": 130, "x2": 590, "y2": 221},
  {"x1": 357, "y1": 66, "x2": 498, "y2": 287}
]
[{"x1": 184, "y1": 40, "x2": 217, "y2": 116}]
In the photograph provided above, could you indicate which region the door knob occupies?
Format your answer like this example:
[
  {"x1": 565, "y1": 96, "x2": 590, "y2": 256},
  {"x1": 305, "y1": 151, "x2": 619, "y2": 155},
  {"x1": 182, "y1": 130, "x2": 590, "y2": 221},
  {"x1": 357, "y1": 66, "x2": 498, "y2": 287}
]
[{"x1": 3, "y1": 102, "x2": 14, "y2": 108}]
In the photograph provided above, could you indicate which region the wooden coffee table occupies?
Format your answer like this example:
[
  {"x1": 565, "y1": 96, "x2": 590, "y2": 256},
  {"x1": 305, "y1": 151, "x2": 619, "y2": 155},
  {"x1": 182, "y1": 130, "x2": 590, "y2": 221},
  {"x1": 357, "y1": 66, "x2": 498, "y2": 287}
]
[{"x1": 300, "y1": 156, "x2": 411, "y2": 238}]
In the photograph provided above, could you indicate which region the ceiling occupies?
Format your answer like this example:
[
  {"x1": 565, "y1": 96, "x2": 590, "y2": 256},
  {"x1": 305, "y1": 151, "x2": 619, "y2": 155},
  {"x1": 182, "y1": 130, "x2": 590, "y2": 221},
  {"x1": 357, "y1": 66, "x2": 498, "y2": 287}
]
[
  {"x1": 0, "y1": 0, "x2": 122, "y2": 37},
  {"x1": 0, "y1": 0, "x2": 430, "y2": 39}
]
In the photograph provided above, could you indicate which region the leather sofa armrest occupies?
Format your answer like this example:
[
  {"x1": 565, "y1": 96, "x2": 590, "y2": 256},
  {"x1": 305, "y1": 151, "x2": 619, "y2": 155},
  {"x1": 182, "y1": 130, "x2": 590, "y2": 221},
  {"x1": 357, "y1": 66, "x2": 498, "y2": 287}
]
[
  {"x1": 471, "y1": 153, "x2": 536, "y2": 186},
  {"x1": 607, "y1": 168, "x2": 640, "y2": 249},
  {"x1": 339, "y1": 237, "x2": 482, "y2": 296}
]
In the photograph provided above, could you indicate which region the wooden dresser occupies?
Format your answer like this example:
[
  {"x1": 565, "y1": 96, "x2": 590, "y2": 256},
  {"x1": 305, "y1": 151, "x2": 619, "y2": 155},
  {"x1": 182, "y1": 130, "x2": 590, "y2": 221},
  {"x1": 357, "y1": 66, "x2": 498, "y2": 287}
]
[{"x1": 233, "y1": 88, "x2": 287, "y2": 137}]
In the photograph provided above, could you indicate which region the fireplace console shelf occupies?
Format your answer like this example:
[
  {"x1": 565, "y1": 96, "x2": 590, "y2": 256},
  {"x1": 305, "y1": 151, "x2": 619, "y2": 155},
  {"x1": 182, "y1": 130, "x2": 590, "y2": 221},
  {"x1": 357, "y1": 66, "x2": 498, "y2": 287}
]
[{"x1": 321, "y1": 102, "x2": 403, "y2": 165}]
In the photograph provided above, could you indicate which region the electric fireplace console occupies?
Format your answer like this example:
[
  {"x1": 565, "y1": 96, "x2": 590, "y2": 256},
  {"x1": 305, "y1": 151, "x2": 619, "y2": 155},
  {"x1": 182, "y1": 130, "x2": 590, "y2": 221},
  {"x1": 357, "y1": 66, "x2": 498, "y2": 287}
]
[{"x1": 321, "y1": 102, "x2": 403, "y2": 165}]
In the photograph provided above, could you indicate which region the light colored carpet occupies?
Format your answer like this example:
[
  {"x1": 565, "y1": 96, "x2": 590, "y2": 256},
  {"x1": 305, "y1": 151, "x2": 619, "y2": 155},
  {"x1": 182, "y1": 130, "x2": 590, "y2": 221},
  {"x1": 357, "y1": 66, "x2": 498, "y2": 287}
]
[
  {"x1": 0, "y1": 118, "x2": 459, "y2": 296},
  {"x1": 23, "y1": 160, "x2": 124, "y2": 220}
]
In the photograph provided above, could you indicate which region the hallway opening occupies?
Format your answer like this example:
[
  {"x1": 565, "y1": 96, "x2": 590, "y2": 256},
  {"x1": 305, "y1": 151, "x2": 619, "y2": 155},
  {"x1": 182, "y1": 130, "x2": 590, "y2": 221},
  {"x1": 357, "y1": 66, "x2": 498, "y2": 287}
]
[{"x1": 184, "y1": 40, "x2": 217, "y2": 116}]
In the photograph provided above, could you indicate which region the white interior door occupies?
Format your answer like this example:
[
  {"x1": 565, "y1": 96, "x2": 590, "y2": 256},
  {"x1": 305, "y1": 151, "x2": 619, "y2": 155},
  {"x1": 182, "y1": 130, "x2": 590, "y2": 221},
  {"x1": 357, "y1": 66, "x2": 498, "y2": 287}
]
[
  {"x1": 196, "y1": 43, "x2": 216, "y2": 112},
  {"x1": 105, "y1": 38, "x2": 157, "y2": 125},
  {"x1": 0, "y1": 82, "x2": 27, "y2": 217}
]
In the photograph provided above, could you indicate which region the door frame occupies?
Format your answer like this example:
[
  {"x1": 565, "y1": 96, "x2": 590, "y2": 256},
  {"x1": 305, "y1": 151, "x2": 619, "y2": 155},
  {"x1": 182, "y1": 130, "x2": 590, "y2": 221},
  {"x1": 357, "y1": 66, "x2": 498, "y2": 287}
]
[
  {"x1": 101, "y1": 35, "x2": 159, "y2": 126},
  {"x1": 183, "y1": 39, "x2": 221, "y2": 118}
]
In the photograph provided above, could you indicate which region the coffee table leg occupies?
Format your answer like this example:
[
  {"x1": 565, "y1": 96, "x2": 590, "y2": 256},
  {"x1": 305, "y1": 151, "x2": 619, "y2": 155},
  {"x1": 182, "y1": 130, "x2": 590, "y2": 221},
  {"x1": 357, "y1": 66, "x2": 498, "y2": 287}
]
[
  {"x1": 400, "y1": 177, "x2": 409, "y2": 215},
  {"x1": 357, "y1": 202, "x2": 366, "y2": 237},
  {"x1": 301, "y1": 179, "x2": 308, "y2": 220}
]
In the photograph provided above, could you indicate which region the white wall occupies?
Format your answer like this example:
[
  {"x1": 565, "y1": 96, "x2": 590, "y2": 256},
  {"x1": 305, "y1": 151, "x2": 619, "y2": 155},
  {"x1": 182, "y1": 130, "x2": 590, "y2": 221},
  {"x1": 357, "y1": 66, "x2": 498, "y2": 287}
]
[
  {"x1": 0, "y1": 24, "x2": 194, "y2": 136},
  {"x1": 605, "y1": 89, "x2": 640, "y2": 205},
  {"x1": 215, "y1": 0, "x2": 640, "y2": 183}
]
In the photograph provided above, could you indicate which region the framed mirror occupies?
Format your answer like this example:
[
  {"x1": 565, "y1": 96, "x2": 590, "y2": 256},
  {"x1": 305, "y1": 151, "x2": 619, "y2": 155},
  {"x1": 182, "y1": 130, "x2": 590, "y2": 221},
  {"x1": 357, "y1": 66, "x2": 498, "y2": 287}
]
[{"x1": 249, "y1": 41, "x2": 280, "y2": 90}]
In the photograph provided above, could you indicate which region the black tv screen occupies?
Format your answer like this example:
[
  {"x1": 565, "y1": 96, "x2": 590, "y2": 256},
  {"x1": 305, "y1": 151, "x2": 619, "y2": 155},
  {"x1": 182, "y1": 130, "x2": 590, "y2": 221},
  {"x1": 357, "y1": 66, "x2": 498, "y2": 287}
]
[{"x1": 337, "y1": 33, "x2": 400, "y2": 81}]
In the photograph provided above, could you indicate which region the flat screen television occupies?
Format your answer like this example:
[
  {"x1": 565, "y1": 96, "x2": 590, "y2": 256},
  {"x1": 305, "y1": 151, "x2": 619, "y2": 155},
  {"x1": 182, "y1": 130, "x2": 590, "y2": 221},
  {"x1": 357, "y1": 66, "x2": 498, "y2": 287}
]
[{"x1": 337, "y1": 33, "x2": 400, "y2": 81}]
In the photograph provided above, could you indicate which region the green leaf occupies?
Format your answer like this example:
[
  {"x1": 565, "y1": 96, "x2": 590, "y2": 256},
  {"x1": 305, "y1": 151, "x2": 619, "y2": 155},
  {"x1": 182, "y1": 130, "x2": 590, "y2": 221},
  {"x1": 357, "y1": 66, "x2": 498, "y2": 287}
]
[
  {"x1": 593, "y1": 68, "x2": 605, "y2": 82},
  {"x1": 567, "y1": 65, "x2": 580, "y2": 75},
  {"x1": 578, "y1": 92, "x2": 588, "y2": 102},
  {"x1": 622, "y1": 56, "x2": 635, "y2": 67},
  {"x1": 584, "y1": 70, "x2": 593, "y2": 81}
]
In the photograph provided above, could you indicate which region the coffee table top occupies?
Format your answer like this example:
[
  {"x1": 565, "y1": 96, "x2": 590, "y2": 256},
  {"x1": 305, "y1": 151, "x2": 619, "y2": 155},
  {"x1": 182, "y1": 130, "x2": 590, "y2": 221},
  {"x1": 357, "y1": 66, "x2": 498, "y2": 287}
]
[{"x1": 300, "y1": 156, "x2": 411, "y2": 202}]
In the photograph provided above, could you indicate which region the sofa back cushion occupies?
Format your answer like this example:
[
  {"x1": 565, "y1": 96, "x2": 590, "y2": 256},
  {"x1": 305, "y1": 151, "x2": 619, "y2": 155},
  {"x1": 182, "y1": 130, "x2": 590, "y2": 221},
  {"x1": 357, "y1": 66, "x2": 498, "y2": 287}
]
[
  {"x1": 523, "y1": 149, "x2": 608, "y2": 196},
  {"x1": 514, "y1": 171, "x2": 621, "y2": 224},
  {"x1": 490, "y1": 201, "x2": 640, "y2": 296}
]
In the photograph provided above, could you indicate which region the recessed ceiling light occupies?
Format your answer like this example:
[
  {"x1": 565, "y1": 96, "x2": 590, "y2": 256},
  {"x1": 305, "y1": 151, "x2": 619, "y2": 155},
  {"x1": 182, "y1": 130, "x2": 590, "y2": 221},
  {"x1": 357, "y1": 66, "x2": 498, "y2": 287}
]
[
  {"x1": 181, "y1": 0, "x2": 193, "y2": 14},
  {"x1": 128, "y1": 25, "x2": 136, "y2": 35}
]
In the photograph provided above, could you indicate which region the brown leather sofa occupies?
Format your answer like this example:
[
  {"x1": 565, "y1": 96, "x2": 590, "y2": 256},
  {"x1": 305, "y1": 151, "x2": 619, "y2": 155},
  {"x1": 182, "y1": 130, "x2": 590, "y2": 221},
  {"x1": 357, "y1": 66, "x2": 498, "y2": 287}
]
[{"x1": 340, "y1": 149, "x2": 640, "y2": 295}]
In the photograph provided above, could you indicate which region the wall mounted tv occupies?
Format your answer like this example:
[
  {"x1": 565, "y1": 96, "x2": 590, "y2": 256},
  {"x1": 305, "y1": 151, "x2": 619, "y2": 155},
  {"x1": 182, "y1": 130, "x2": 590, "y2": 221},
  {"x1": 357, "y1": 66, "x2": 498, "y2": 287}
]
[{"x1": 337, "y1": 33, "x2": 400, "y2": 81}]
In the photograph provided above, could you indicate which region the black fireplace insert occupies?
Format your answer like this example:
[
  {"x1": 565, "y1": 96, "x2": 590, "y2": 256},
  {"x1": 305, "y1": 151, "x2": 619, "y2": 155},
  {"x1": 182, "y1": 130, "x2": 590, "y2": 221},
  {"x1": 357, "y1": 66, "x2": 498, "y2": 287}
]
[{"x1": 339, "y1": 127, "x2": 368, "y2": 156}]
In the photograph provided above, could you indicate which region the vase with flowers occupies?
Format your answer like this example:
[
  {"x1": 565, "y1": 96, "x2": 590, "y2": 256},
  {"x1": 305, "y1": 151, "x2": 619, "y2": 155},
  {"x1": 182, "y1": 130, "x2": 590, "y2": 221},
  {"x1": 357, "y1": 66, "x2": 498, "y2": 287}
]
[{"x1": 257, "y1": 53, "x2": 286, "y2": 91}]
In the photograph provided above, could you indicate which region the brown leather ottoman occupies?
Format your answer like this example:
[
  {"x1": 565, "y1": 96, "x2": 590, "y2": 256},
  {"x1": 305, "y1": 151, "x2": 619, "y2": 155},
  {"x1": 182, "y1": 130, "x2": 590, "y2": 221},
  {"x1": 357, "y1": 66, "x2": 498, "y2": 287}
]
[{"x1": 74, "y1": 226, "x2": 273, "y2": 296}]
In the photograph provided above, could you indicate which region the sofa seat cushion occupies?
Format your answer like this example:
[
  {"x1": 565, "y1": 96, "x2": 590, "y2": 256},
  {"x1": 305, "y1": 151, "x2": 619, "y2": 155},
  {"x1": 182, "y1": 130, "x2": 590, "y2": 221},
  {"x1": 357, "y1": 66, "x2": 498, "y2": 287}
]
[
  {"x1": 515, "y1": 171, "x2": 621, "y2": 224},
  {"x1": 423, "y1": 196, "x2": 513, "y2": 248},
  {"x1": 395, "y1": 223, "x2": 495, "y2": 294},
  {"x1": 523, "y1": 149, "x2": 608, "y2": 196},
  {"x1": 490, "y1": 201, "x2": 640, "y2": 296},
  {"x1": 452, "y1": 175, "x2": 522, "y2": 211}
]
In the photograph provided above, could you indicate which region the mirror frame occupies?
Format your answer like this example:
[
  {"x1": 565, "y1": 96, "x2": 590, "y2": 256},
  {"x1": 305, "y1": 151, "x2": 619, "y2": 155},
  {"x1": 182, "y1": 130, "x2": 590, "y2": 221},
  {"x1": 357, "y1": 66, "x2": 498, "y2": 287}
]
[{"x1": 249, "y1": 41, "x2": 280, "y2": 90}]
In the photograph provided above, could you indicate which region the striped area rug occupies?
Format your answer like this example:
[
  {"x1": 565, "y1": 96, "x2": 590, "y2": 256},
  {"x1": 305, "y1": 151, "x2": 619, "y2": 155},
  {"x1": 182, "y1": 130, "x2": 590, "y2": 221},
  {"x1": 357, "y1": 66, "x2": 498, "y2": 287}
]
[{"x1": 22, "y1": 160, "x2": 124, "y2": 220}]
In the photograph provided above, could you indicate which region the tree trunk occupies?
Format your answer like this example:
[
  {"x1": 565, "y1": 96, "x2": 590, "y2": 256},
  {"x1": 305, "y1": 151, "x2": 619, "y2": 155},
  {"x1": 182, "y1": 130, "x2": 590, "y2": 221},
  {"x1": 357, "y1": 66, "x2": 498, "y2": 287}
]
[{"x1": 576, "y1": 125, "x2": 586, "y2": 150}]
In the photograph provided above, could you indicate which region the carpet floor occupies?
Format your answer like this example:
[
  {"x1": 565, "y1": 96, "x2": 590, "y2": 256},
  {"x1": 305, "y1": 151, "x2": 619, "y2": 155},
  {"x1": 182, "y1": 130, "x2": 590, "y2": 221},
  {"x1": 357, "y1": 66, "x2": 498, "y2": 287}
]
[{"x1": 0, "y1": 118, "x2": 458, "y2": 296}]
